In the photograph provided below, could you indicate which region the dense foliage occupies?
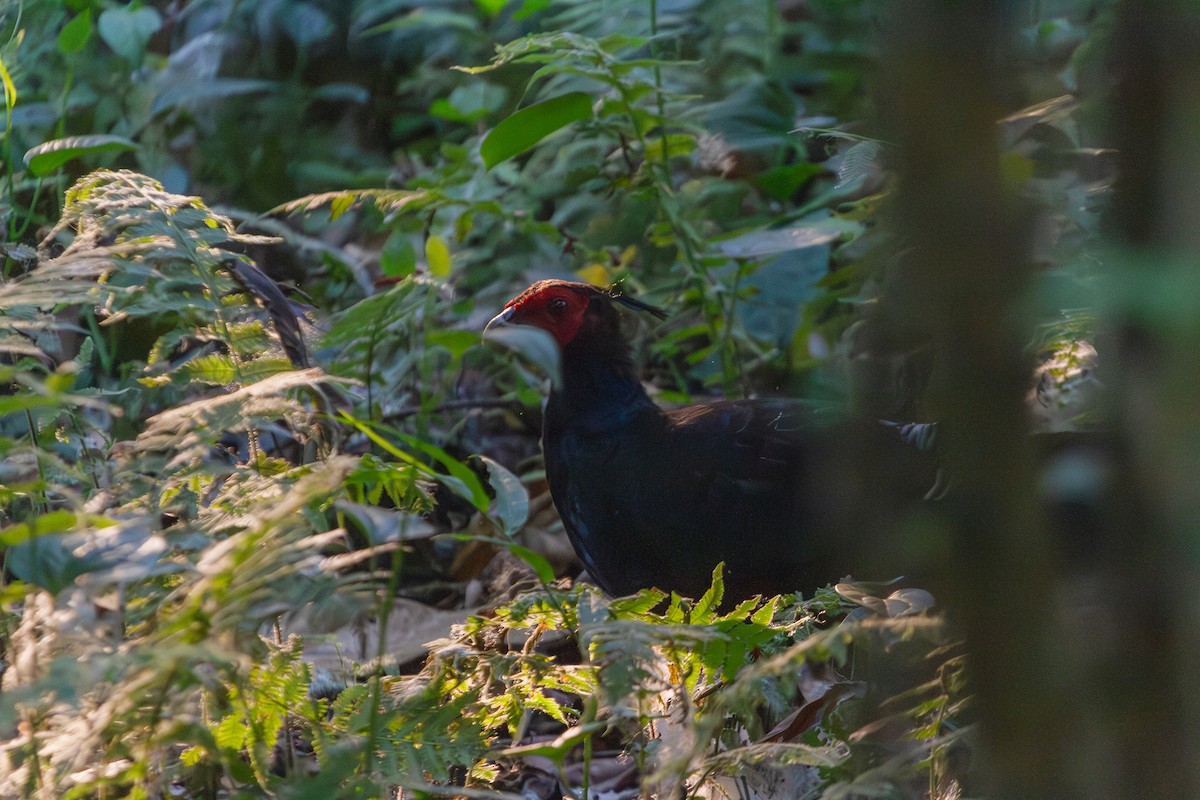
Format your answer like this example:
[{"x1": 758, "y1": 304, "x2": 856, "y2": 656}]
[{"x1": 0, "y1": 0, "x2": 1124, "y2": 797}]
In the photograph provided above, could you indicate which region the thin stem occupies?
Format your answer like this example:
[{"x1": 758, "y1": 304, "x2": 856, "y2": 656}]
[
  {"x1": 2, "y1": 59, "x2": 17, "y2": 247},
  {"x1": 24, "y1": 409, "x2": 46, "y2": 516},
  {"x1": 648, "y1": 0, "x2": 669, "y2": 173},
  {"x1": 362, "y1": 532, "x2": 406, "y2": 776},
  {"x1": 609, "y1": 19, "x2": 744, "y2": 394},
  {"x1": 12, "y1": 177, "x2": 45, "y2": 242},
  {"x1": 84, "y1": 307, "x2": 113, "y2": 375},
  {"x1": 763, "y1": 0, "x2": 777, "y2": 76}
]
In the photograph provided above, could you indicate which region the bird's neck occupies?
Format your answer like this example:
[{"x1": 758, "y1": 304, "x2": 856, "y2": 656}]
[{"x1": 547, "y1": 336, "x2": 656, "y2": 431}]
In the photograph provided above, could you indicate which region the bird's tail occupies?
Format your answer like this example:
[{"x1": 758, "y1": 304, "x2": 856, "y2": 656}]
[
  {"x1": 881, "y1": 420, "x2": 939, "y2": 451},
  {"x1": 880, "y1": 420, "x2": 946, "y2": 499}
]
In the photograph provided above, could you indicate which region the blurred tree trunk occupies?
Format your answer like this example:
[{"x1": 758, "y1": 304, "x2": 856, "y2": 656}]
[
  {"x1": 876, "y1": 2, "x2": 1062, "y2": 797},
  {"x1": 1101, "y1": 1, "x2": 1200, "y2": 797},
  {"x1": 879, "y1": 1, "x2": 1200, "y2": 797}
]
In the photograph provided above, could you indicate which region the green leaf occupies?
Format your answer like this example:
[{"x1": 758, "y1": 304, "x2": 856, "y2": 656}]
[
  {"x1": 750, "y1": 596, "x2": 779, "y2": 626},
  {"x1": 344, "y1": 418, "x2": 493, "y2": 513},
  {"x1": 483, "y1": 324, "x2": 561, "y2": 388},
  {"x1": 179, "y1": 353, "x2": 240, "y2": 385},
  {"x1": 271, "y1": 188, "x2": 438, "y2": 219},
  {"x1": 426, "y1": 234, "x2": 452, "y2": 277},
  {"x1": 0, "y1": 510, "x2": 78, "y2": 546},
  {"x1": 480, "y1": 456, "x2": 529, "y2": 535},
  {"x1": 753, "y1": 162, "x2": 824, "y2": 201},
  {"x1": 215, "y1": 715, "x2": 247, "y2": 750},
  {"x1": 395, "y1": 432, "x2": 490, "y2": 512},
  {"x1": 430, "y1": 82, "x2": 507, "y2": 124},
  {"x1": 472, "y1": 0, "x2": 508, "y2": 16},
  {"x1": 330, "y1": 193, "x2": 354, "y2": 220},
  {"x1": 716, "y1": 219, "x2": 856, "y2": 259},
  {"x1": 608, "y1": 589, "x2": 669, "y2": 618},
  {"x1": 499, "y1": 720, "x2": 607, "y2": 759},
  {"x1": 362, "y1": 8, "x2": 480, "y2": 37},
  {"x1": 506, "y1": 543, "x2": 556, "y2": 584},
  {"x1": 480, "y1": 92, "x2": 593, "y2": 169},
  {"x1": 426, "y1": 329, "x2": 480, "y2": 360},
  {"x1": 97, "y1": 5, "x2": 161, "y2": 63},
  {"x1": 150, "y1": 78, "x2": 278, "y2": 115},
  {"x1": 0, "y1": 56, "x2": 16, "y2": 113},
  {"x1": 380, "y1": 231, "x2": 416, "y2": 277},
  {"x1": 514, "y1": 0, "x2": 552, "y2": 20},
  {"x1": 693, "y1": 563, "x2": 725, "y2": 620},
  {"x1": 642, "y1": 133, "x2": 697, "y2": 163},
  {"x1": 58, "y1": 10, "x2": 93, "y2": 55},
  {"x1": 24, "y1": 135, "x2": 138, "y2": 177}
]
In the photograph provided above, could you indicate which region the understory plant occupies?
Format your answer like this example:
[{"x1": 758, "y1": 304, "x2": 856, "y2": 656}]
[
  {"x1": 0, "y1": 0, "x2": 1114, "y2": 797},
  {"x1": 0, "y1": 168, "x2": 971, "y2": 798}
]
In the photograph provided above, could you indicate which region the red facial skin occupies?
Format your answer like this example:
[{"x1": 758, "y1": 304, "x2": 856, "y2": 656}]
[{"x1": 502, "y1": 283, "x2": 592, "y2": 348}]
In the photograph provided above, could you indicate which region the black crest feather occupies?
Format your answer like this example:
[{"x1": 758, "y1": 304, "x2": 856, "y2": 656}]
[{"x1": 606, "y1": 285, "x2": 668, "y2": 320}]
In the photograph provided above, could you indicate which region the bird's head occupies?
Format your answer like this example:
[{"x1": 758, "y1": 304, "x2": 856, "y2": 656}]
[{"x1": 485, "y1": 280, "x2": 666, "y2": 348}]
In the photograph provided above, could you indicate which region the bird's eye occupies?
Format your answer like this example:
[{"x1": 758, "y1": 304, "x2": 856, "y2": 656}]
[{"x1": 547, "y1": 297, "x2": 568, "y2": 315}]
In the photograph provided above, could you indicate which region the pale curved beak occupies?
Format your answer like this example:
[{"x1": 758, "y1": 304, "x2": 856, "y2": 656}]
[
  {"x1": 483, "y1": 307, "x2": 515, "y2": 337},
  {"x1": 480, "y1": 307, "x2": 561, "y2": 387}
]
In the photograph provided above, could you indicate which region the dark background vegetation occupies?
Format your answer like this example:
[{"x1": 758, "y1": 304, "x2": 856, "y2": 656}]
[{"x1": 1, "y1": 0, "x2": 1193, "y2": 798}]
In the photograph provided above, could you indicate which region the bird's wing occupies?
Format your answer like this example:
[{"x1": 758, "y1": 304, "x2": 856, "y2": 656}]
[
  {"x1": 662, "y1": 399, "x2": 823, "y2": 480},
  {"x1": 659, "y1": 399, "x2": 940, "y2": 515}
]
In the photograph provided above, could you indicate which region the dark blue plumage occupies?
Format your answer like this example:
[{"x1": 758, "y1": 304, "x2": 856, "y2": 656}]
[{"x1": 488, "y1": 280, "x2": 938, "y2": 599}]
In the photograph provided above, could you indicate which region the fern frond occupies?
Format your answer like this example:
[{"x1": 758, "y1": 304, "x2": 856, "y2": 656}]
[{"x1": 270, "y1": 188, "x2": 442, "y2": 221}]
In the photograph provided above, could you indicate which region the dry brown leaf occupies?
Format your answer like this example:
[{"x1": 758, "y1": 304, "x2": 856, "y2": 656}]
[
  {"x1": 759, "y1": 681, "x2": 865, "y2": 744},
  {"x1": 282, "y1": 597, "x2": 478, "y2": 675}
]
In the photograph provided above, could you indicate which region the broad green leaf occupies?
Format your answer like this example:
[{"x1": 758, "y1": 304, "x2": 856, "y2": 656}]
[
  {"x1": 24, "y1": 135, "x2": 138, "y2": 176},
  {"x1": 704, "y1": 78, "x2": 797, "y2": 150},
  {"x1": 6, "y1": 535, "x2": 75, "y2": 595},
  {"x1": 507, "y1": 543, "x2": 556, "y2": 584},
  {"x1": 716, "y1": 219, "x2": 857, "y2": 259},
  {"x1": 426, "y1": 329, "x2": 480, "y2": 359},
  {"x1": 310, "y1": 82, "x2": 371, "y2": 104},
  {"x1": 58, "y1": 10, "x2": 92, "y2": 54},
  {"x1": 514, "y1": 0, "x2": 552, "y2": 20},
  {"x1": 482, "y1": 323, "x2": 561, "y2": 388},
  {"x1": 97, "y1": 5, "x2": 161, "y2": 63},
  {"x1": 480, "y1": 92, "x2": 593, "y2": 169},
  {"x1": 472, "y1": 0, "x2": 508, "y2": 16},
  {"x1": 394, "y1": 432, "x2": 490, "y2": 512},
  {"x1": 0, "y1": 510, "x2": 78, "y2": 546},
  {"x1": 442, "y1": 534, "x2": 555, "y2": 584},
  {"x1": 0, "y1": 393, "x2": 81, "y2": 415},
  {"x1": 575, "y1": 263, "x2": 611, "y2": 286},
  {"x1": 430, "y1": 82, "x2": 508, "y2": 124},
  {"x1": 345, "y1": 415, "x2": 491, "y2": 512},
  {"x1": 480, "y1": 455, "x2": 529, "y2": 535},
  {"x1": 279, "y1": 2, "x2": 333, "y2": 46},
  {"x1": 642, "y1": 133, "x2": 697, "y2": 163},
  {"x1": 362, "y1": 8, "x2": 479, "y2": 37},
  {"x1": 150, "y1": 78, "x2": 277, "y2": 115},
  {"x1": 753, "y1": 162, "x2": 824, "y2": 201},
  {"x1": 426, "y1": 234, "x2": 452, "y2": 277},
  {"x1": 380, "y1": 231, "x2": 416, "y2": 277}
]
